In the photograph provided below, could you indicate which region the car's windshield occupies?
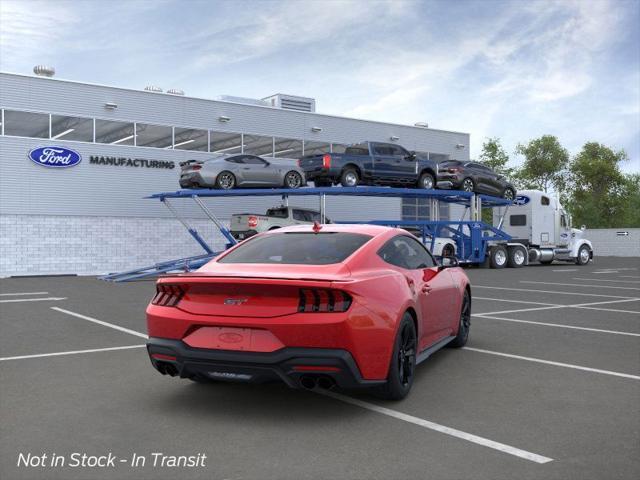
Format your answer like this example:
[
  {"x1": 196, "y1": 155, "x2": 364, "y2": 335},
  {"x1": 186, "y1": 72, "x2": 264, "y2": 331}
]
[{"x1": 218, "y1": 232, "x2": 372, "y2": 265}]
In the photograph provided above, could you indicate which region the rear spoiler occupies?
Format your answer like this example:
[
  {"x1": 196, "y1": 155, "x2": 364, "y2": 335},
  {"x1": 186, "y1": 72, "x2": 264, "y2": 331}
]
[{"x1": 179, "y1": 159, "x2": 203, "y2": 167}]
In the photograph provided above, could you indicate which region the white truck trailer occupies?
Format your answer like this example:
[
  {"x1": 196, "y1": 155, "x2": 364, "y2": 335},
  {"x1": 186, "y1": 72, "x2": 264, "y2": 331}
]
[{"x1": 489, "y1": 189, "x2": 593, "y2": 268}]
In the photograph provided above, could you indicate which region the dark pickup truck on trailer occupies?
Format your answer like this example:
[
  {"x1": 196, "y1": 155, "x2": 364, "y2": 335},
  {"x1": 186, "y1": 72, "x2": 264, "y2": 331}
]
[{"x1": 298, "y1": 141, "x2": 440, "y2": 189}]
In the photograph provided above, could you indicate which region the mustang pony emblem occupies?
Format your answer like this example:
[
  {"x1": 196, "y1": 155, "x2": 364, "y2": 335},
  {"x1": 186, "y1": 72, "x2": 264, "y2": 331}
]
[{"x1": 224, "y1": 298, "x2": 249, "y2": 305}]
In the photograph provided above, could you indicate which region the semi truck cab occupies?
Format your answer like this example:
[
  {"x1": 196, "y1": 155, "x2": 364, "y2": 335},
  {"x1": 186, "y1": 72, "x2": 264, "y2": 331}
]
[{"x1": 493, "y1": 190, "x2": 593, "y2": 266}]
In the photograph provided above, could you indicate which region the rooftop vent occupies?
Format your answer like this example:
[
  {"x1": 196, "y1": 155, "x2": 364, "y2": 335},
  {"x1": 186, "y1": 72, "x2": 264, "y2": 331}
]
[
  {"x1": 144, "y1": 85, "x2": 163, "y2": 93},
  {"x1": 216, "y1": 95, "x2": 270, "y2": 107},
  {"x1": 414, "y1": 122, "x2": 429, "y2": 128},
  {"x1": 167, "y1": 88, "x2": 185, "y2": 96},
  {"x1": 33, "y1": 65, "x2": 55, "y2": 77},
  {"x1": 263, "y1": 94, "x2": 316, "y2": 113}
]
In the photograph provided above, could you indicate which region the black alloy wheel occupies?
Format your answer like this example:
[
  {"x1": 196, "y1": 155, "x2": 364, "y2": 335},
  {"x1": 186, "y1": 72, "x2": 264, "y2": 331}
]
[
  {"x1": 449, "y1": 290, "x2": 470, "y2": 348},
  {"x1": 285, "y1": 171, "x2": 303, "y2": 189},
  {"x1": 462, "y1": 178, "x2": 475, "y2": 192},
  {"x1": 503, "y1": 188, "x2": 515, "y2": 201},
  {"x1": 216, "y1": 171, "x2": 236, "y2": 189}
]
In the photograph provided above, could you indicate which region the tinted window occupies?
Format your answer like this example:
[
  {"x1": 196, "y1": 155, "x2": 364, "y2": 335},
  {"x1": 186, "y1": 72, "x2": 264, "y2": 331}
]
[
  {"x1": 4, "y1": 110, "x2": 49, "y2": 138},
  {"x1": 51, "y1": 114, "x2": 93, "y2": 142},
  {"x1": 243, "y1": 155, "x2": 267, "y2": 165},
  {"x1": 373, "y1": 145, "x2": 394, "y2": 155},
  {"x1": 510, "y1": 215, "x2": 527, "y2": 226},
  {"x1": 266, "y1": 207, "x2": 288, "y2": 218},
  {"x1": 345, "y1": 143, "x2": 369, "y2": 155},
  {"x1": 95, "y1": 119, "x2": 134, "y2": 145},
  {"x1": 388, "y1": 145, "x2": 408, "y2": 157},
  {"x1": 378, "y1": 235, "x2": 436, "y2": 270},
  {"x1": 226, "y1": 156, "x2": 244, "y2": 164},
  {"x1": 541, "y1": 196, "x2": 550, "y2": 206},
  {"x1": 292, "y1": 210, "x2": 309, "y2": 221},
  {"x1": 218, "y1": 232, "x2": 372, "y2": 265},
  {"x1": 439, "y1": 160, "x2": 462, "y2": 168}
]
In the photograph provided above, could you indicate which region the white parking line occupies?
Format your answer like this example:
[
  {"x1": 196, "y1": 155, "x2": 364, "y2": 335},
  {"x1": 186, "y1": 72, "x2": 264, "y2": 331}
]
[
  {"x1": 475, "y1": 298, "x2": 640, "y2": 316},
  {"x1": 474, "y1": 297, "x2": 558, "y2": 307},
  {"x1": 620, "y1": 275, "x2": 640, "y2": 279},
  {"x1": 0, "y1": 297, "x2": 67, "y2": 303},
  {"x1": 463, "y1": 347, "x2": 640, "y2": 380},
  {"x1": 473, "y1": 314, "x2": 640, "y2": 337},
  {"x1": 473, "y1": 285, "x2": 637, "y2": 299},
  {"x1": 0, "y1": 345, "x2": 146, "y2": 362},
  {"x1": 573, "y1": 278, "x2": 640, "y2": 284},
  {"x1": 521, "y1": 281, "x2": 640, "y2": 291},
  {"x1": 0, "y1": 292, "x2": 49, "y2": 296},
  {"x1": 552, "y1": 269, "x2": 578, "y2": 272},
  {"x1": 317, "y1": 390, "x2": 553, "y2": 464},
  {"x1": 51, "y1": 307, "x2": 148, "y2": 339}
]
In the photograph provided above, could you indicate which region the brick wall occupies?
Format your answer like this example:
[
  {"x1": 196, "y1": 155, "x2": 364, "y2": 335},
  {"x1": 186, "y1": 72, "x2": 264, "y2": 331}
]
[
  {"x1": 586, "y1": 228, "x2": 640, "y2": 257},
  {"x1": 0, "y1": 215, "x2": 230, "y2": 277}
]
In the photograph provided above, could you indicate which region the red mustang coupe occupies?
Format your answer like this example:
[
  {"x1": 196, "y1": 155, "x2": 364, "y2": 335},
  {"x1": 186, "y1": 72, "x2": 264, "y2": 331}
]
[{"x1": 146, "y1": 224, "x2": 471, "y2": 399}]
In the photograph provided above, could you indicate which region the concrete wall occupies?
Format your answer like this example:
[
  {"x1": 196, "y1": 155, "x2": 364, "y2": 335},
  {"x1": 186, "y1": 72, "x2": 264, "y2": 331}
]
[{"x1": 586, "y1": 228, "x2": 640, "y2": 257}]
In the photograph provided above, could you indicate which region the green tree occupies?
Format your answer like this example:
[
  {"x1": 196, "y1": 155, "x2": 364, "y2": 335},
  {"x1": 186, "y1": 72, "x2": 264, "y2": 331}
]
[
  {"x1": 479, "y1": 137, "x2": 514, "y2": 177},
  {"x1": 515, "y1": 135, "x2": 569, "y2": 193},
  {"x1": 566, "y1": 142, "x2": 634, "y2": 228}
]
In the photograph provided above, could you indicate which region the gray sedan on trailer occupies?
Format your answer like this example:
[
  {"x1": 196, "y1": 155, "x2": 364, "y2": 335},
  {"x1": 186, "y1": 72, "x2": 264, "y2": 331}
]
[{"x1": 179, "y1": 154, "x2": 307, "y2": 189}]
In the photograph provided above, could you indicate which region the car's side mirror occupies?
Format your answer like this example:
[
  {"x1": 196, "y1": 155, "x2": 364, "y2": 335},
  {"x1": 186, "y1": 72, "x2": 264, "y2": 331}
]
[
  {"x1": 405, "y1": 151, "x2": 416, "y2": 161},
  {"x1": 439, "y1": 255, "x2": 459, "y2": 270}
]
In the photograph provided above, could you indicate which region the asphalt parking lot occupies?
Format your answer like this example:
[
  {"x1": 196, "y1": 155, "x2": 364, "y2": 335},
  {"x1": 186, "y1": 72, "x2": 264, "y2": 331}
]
[{"x1": 1, "y1": 257, "x2": 639, "y2": 480}]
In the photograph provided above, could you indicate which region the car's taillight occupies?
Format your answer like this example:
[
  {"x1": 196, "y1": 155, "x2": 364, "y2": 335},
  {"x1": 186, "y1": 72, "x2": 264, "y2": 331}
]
[
  {"x1": 297, "y1": 159, "x2": 302, "y2": 167},
  {"x1": 191, "y1": 165, "x2": 202, "y2": 171},
  {"x1": 248, "y1": 216, "x2": 259, "y2": 228},
  {"x1": 448, "y1": 167, "x2": 460, "y2": 173},
  {"x1": 152, "y1": 284, "x2": 185, "y2": 307},
  {"x1": 322, "y1": 154, "x2": 331, "y2": 169},
  {"x1": 298, "y1": 289, "x2": 352, "y2": 313}
]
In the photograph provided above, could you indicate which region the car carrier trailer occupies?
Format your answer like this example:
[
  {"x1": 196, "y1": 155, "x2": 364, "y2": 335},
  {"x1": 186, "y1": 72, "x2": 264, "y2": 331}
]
[{"x1": 100, "y1": 186, "x2": 592, "y2": 282}]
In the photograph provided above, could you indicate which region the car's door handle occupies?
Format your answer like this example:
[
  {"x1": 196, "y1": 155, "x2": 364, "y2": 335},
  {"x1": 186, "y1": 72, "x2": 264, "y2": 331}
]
[
  {"x1": 242, "y1": 167, "x2": 251, "y2": 170},
  {"x1": 422, "y1": 284, "x2": 432, "y2": 294}
]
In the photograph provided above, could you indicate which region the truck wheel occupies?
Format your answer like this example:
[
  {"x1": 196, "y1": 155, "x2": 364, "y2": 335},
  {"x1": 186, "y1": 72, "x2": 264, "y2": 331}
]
[
  {"x1": 490, "y1": 245, "x2": 508, "y2": 269},
  {"x1": 461, "y1": 178, "x2": 475, "y2": 192},
  {"x1": 216, "y1": 171, "x2": 236, "y2": 189},
  {"x1": 418, "y1": 172, "x2": 435, "y2": 190},
  {"x1": 507, "y1": 246, "x2": 526, "y2": 268},
  {"x1": 340, "y1": 168, "x2": 359, "y2": 187},
  {"x1": 576, "y1": 245, "x2": 591, "y2": 265}
]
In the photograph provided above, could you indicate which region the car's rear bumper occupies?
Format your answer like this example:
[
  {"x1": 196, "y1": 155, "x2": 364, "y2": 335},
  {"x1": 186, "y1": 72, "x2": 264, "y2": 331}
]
[
  {"x1": 147, "y1": 337, "x2": 385, "y2": 390},
  {"x1": 179, "y1": 172, "x2": 211, "y2": 188},
  {"x1": 302, "y1": 167, "x2": 339, "y2": 181},
  {"x1": 230, "y1": 230, "x2": 258, "y2": 240}
]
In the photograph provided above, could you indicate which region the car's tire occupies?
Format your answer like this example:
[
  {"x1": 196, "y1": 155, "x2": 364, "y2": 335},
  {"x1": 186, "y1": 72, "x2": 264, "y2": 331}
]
[
  {"x1": 461, "y1": 177, "x2": 475, "y2": 192},
  {"x1": 448, "y1": 290, "x2": 471, "y2": 348},
  {"x1": 418, "y1": 172, "x2": 435, "y2": 190},
  {"x1": 375, "y1": 313, "x2": 417, "y2": 400},
  {"x1": 503, "y1": 187, "x2": 516, "y2": 201},
  {"x1": 216, "y1": 171, "x2": 236, "y2": 189},
  {"x1": 284, "y1": 171, "x2": 303, "y2": 189},
  {"x1": 507, "y1": 246, "x2": 526, "y2": 268},
  {"x1": 489, "y1": 245, "x2": 508, "y2": 269},
  {"x1": 576, "y1": 245, "x2": 591, "y2": 265},
  {"x1": 340, "y1": 168, "x2": 359, "y2": 187}
]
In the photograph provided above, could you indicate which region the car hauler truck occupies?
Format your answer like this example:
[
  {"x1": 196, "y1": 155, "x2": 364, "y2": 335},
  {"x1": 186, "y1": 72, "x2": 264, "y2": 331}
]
[{"x1": 489, "y1": 189, "x2": 593, "y2": 268}]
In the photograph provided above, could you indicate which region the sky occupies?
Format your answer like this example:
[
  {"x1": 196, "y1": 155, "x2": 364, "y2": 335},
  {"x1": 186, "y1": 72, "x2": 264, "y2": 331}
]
[{"x1": 1, "y1": 0, "x2": 638, "y2": 172}]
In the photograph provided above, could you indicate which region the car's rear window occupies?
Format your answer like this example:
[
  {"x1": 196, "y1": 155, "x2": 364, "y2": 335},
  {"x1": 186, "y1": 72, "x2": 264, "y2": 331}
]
[
  {"x1": 218, "y1": 232, "x2": 372, "y2": 265},
  {"x1": 439, "y1": 160, "x2": 462, "y2": 167},
  {"x1": 266, "y1": 208, "x2": 288, "y2": 218}
]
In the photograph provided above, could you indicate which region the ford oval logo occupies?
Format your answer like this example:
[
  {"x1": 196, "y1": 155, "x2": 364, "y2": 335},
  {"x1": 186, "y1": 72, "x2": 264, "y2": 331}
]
[
  {"x1": 218, "y1": 332, "x2": 243, "y2": 343},
  {"x1": 28, "y1": 146, "x2": 82, "y2": 168},
  {"x1": 514, "y1": 195, "x2": 530, "y2": 206}
]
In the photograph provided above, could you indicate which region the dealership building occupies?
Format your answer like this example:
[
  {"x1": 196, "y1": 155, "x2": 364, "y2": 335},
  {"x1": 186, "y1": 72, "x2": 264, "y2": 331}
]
[{"x1": 0, "y1": 69, "x2": 470, "y2": 277}]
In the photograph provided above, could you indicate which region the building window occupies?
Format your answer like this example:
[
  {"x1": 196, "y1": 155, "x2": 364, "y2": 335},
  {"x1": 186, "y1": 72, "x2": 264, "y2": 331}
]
[
  {"x1": 3, "y1": 110, "x2": 49, "y2": 138},
  {"x1": 210, "y1": 131, "x2": 243, "y2": 154},
  {"x1": 95, "y1": 119, "x2": 135, "y2": 145},
  {"x1": 273, "y1": 137, "x2": 303, "y2": 159},
  {"x1": 304, "y1": 140, "x2": 331, "y2": 156},
  {"x1": 173, "y1": 127, "x2": 208, "y2": 151},
  {"x1": 244, "y1": 134, "x2": 274, "y2": 156},
  {"x1": 51, "y1": 114, "x2": 93, "y2": 142},
  {"x1": 135, "y1": 123, "x2": 173, "y2": 149}
]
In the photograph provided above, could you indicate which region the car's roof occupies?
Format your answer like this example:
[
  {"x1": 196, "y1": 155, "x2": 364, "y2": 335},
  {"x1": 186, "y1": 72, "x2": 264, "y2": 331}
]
[{"x1": 272, "y1": 223, "x2": 399, "y2": 236}]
